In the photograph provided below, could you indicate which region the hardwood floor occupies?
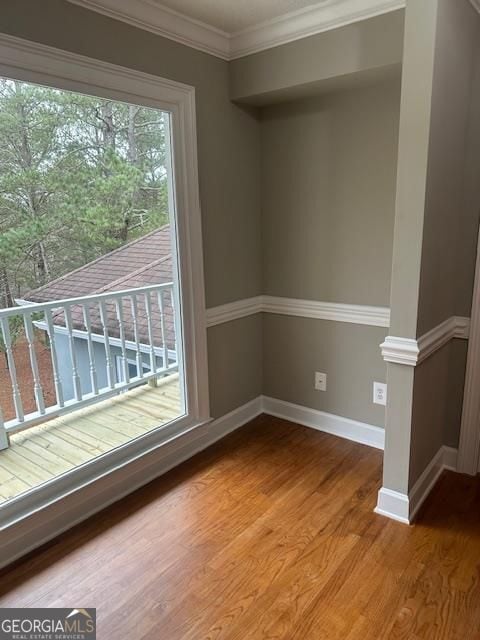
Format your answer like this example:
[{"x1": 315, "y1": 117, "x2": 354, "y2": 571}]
[
  {"x1": 0, "y1": 374, "x2": 181, "y2": 503},
  {"x1": 1, "y1": 415, "x2": 479, "y2": 639}
]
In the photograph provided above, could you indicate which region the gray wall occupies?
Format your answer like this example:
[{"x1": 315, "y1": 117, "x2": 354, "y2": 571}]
[
  {"x1": 230, "y1": 10, "x2": 404, "y2": 105},
  {"x1": 263, "y1": 316, "x2": 388, "y2": 427},
  {"x1": 207, "y1": 316, "x2": 263, "y2": 419},
  {"x1": 409, "y1": 0, "x2": 480, "y2": 486},
  {"x1": 416, "y1": 0, "x2": 480, "y2": 337},
  {"x1": 456, "y1": 35, "x2": 480, "y2": 319},
  {"x1": 382, "y1": 0, "x2": 444, "y2": 495},
  {"x1": 261, "y1": 79, "x2": 400, "y2": 305},
  {"x1": 261, "y1": 79, "x2": 401, "y2": 427},
  {"x1": 0, "y1": 0, "x2": 263, "y2": 419},
  {"x1": 383, "y1": 0, "x2": 480, "y2": 493},
  {"x1": 409, "y1": 339, "x2": 469, "y2": 487}
]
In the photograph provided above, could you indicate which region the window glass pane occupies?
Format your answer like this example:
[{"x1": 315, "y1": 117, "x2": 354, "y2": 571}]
[{"x1": 0, "y1": 76, "x2": 185, "y2": 504}]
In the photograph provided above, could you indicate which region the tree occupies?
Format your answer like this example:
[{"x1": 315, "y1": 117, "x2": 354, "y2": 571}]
[
  {"x1": 0, "y1": 315, "x2": 23, "y2": 368},
  {"x1": 0, "y1": 78, "x2": 170, "y2": 304}
]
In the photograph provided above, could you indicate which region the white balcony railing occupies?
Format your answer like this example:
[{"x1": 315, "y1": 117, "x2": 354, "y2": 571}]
[{"x1": 0, "y1": 282, "x2": 177, "y2": 450}]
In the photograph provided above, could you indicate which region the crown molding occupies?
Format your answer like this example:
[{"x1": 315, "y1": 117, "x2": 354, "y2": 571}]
[
  {"x1": 67, "y1": 0, "x2": 231, "y2": 60},
  {"x1": 470, "y1": 0, "x2": 480, "y2": 13},
  {"x1": 229, "y1": 0, "x2": 406, "y2": 59},
  {"x1": 67, "y1": 0, "x2": 405, "y2": 61}
]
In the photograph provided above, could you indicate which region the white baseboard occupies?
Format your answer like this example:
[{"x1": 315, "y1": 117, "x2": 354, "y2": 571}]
[
  {"x1": 375, "y1": 445, "x2": 458, "y2": 525},
  {"x1": 408, "y1": 445, "x2": 458, "y2": 521},
  {"x1": 374, "y1": 487, "x2": 410, "y2": 524},
  {"x1": 0, "y1": 397, "x2": 263, "y2": 570},
  {"x1": 262, "y1": 396, "x2": 385, "y2": 450}
]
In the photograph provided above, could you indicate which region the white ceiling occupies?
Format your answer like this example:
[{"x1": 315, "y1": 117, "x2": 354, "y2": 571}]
[
  {"x1": 151, "y1": 0, "x2": 327, "y2": 34},
  {"x1": 68, "y1": 0, "x2": 407, "y2": 59}
]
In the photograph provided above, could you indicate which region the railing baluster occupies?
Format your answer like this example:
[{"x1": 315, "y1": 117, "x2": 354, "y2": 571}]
[
  {"x1": 63, "y1": 304, "x2": 82, "y2": 401},
  {"x1": 130, "y1": 294, "x2": 143, "y2": 379},
  {"x1": 45, "y1": 308, "x2": 64, "y2": 408},
  {"x1": 0, "y1": 282, "x2": 175, "y2": 434},
  {"x1": 82, "y1": 303, "x2": 99, "y2": 395},
  {"x1": 99, "y1": 300, "x2": 115, "y2": 389},
  {"x1": 157, "y1": 289, "x2": 168, "y2": 370},
  {"x1": 144, "y1": 291, "x2": 156, "y2": 374},
  {"x1": 115, "y1": 297, "x2": 129, "y2": 384},
  {"x1": 0, "y1": 317, "x2": 24, "y2": 423},
  {"x1": 23, "y1": 313, "x2": 45, "y2": 415}
]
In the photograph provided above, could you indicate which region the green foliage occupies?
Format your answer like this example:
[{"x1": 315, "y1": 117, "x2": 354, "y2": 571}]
[
  {"x1": 0, "y1": 78, "x2": 170, "y2": 302},
  {"x1": 0, "y1": 315, "x2": 23, "y2": 355}
]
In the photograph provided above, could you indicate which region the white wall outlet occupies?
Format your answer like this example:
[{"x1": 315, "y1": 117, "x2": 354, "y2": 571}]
[
  {"x1": 315, "y1": 372, "x2": 327, "y2": 392},
  {"x1": 373, "y1": 382, "x2": 387, "y2": 406}
]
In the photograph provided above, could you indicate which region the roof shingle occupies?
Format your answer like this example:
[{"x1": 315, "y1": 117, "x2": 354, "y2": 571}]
[{"x1": 26, "y1": 226, "x2": 175, "y2": 350}]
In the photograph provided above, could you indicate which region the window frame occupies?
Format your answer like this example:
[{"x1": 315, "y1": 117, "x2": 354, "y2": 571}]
[{"x1": 0, "y1": 34, "x2": 210, "y2": 541}]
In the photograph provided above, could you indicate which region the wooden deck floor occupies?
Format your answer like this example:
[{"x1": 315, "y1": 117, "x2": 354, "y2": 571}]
[
  {"x1": 1, "y1": 417, "x2": 479, "y2": 639},
  {"x1": 0, "y1": 374, "x2": 181, "y2": 504}
]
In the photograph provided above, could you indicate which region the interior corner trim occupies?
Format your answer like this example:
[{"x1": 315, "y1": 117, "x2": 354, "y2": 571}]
[
  {"x1": 206, "y1": 295, "x2": 391, "y2": 328},
  {"x1": 381, "y1": 316, "x2": 470, "y2": 366}
]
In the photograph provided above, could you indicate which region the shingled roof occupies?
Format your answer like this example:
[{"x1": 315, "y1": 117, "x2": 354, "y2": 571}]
[
  {"x1": 25, "y1": 226, "x2": 176, "y2": 350},
  {"x1": 26, "y1": 225, "x2": 172, "y2": 303}
]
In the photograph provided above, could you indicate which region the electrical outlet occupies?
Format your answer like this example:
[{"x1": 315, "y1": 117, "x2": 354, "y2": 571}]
[
  {"x1": 373, "y1": 382, "x2": 387, "y2": 406},
  {"x1": 315, "y1": 372, "x2": 327, "y2": 392}
]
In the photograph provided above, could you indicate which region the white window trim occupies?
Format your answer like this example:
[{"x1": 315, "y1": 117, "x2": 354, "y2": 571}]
[{"x1": 0, "y1": 34, "x2": 210, "y2": 535}]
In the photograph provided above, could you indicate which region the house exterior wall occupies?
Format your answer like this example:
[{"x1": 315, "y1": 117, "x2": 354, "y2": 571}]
[{"x1": 54, "y1": 333, "x2": 164, "y2": 401}]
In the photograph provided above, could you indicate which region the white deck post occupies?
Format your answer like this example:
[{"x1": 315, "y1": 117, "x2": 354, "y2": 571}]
[{"x1": 1, "y1": 316, "x2": 24, "y2": 424}]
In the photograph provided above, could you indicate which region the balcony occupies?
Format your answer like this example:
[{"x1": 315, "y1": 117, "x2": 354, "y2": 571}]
[
  {"x1": 0, "y1": 283, "x2": 182, "y2": 504},
  {"x1": 0, "y1": 374, "x2": 180, "y2": 503}
]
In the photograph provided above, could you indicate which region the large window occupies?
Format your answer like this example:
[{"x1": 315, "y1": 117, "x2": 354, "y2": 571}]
[{"x1": 0, "y1": 35, "x2": 208, "y2": 540}]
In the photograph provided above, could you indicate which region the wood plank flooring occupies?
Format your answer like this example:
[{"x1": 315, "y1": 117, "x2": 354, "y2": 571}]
[
  {"x1": 0, "y1": 374, "x2": 181, "y2": 504},
  {"x1": 1, "y1": 415, "x2": 479, "y2": 639}
]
